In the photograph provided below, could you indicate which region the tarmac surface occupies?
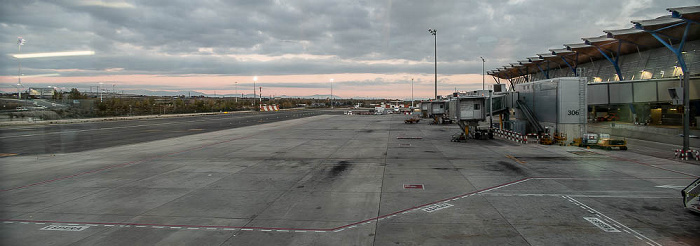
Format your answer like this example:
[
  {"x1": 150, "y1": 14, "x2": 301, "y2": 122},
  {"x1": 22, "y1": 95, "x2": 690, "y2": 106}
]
[
  {"x1": 1, "y1": 113, "x2": 699, "y2": 245},
  {"x1": 0, "y1": 110, "x2": 324, "y2": 155}
]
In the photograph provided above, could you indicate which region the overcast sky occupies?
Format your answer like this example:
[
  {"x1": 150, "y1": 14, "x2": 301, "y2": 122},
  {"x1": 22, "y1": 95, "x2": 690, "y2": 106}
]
[{"x1": 1, "y1": 0, "x2": 697, "y2": 98}]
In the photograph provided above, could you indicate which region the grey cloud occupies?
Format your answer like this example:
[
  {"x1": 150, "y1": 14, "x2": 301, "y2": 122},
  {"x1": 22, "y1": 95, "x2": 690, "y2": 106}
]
[{"x1": 1, "y1": 0, "x2": 697, "y2": 85}]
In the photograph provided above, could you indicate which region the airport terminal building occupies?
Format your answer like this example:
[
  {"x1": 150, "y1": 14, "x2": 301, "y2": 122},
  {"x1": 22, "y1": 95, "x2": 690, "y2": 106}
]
[{"x1": 488, "y1": 6, "x2": 700, "y2": 128}]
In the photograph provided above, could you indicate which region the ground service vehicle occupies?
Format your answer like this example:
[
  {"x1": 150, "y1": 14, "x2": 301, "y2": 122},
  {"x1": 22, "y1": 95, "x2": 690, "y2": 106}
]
[{"x1": 682, "y1": 178, "x2": 700, "y2": 213}]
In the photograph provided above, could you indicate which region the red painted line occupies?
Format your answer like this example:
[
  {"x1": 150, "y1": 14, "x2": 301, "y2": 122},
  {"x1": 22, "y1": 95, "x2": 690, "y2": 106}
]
[
  {"x1": 0, "y1": 219, "x2": 331, "y2": 231},
  {"x1": 529, "y1": 176, "x2": 696, "y2": 180},
  {"x1": 0, "y1": 178, "x2": 531, "y2": 233},
  {"x1": 601, "y1": 154, "x2": 699, "y2": 178}
]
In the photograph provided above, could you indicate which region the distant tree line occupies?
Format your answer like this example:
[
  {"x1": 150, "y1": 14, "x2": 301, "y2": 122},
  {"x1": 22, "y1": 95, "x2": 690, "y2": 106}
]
[{"x1": 44, "y1": 88, "x2": 387, "y2": 118}]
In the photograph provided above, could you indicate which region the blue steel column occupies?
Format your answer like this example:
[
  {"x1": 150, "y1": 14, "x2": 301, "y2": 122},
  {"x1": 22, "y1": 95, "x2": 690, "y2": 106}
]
[
  {"x1": 534, "y1": 63, "x2": 550, "y2": 79},
  {"x1": 589, "y1": 42, "x2": 623, "y2": 81},
  {"x1": 560, "y1": 56, "x2": 577, "y2": 76},
  {"x1": 635, "y1": 21, "x2": 692, "y2": 152}
]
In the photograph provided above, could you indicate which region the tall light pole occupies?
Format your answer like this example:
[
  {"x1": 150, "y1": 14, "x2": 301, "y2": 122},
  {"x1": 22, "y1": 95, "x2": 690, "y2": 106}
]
[
  {"x1": 480, "y1": 57, "x2": 485, "y2": 90},
  {"x1": 17, "y1": 37, "x2": 25, "y2": 101},
  {"x1": 411, "y1": 78, "x2": 414, "y2": 108},
  {"x1": 99, "y1": 82, "x2": 103, "y2": 102},
  {"x1": 235, "y1": 82, "x2": 238, "y2": 102},
  {"x1": 428, "y1": 29, "x2": 437, "y2": 100},
  {"x1": 330, "y1": 78, "x2": 334, "y2": 109},
  {"x1": 253, "y1": 76, "x2": 257, "y2": 110}
]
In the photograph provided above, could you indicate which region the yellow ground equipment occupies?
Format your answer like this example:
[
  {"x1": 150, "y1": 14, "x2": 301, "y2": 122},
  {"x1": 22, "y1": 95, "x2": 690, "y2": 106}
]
[
  {"x1": 404, "y1": 118, "x2": 420, "y2": 124},
  {"x1": 597, "y1": 134, "x2": 627, "y2": 150},
  {"x1": 571, "y1": 133, "x2": 627, "y2": 150}
]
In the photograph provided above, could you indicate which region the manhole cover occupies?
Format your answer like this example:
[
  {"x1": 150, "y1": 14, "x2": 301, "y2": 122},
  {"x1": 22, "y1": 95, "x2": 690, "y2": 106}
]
[{"x1": 403, "y1": 184, "x2": 424, "y2": 189}]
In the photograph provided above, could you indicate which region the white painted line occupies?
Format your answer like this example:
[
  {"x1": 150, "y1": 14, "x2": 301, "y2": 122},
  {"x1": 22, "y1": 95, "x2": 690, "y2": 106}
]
[
  {"x1": 104, "y1": 225, "x2": 115, "y2": 227},
  {"x1": 135, "y1": 226, "x2": 146, "y2": 228},
  {"x1": 153, "y1": 226, "x2": 165, "y2": 229},
  {"x1": 422, "y1": 203, "x2": 454, "y2": 213},
  {"x1": 40, "y1": 225, "x2": 90, "y2": 231},
  {"x1": 565, "y1": 196, "x2": 661, "y2": 246},
  {"x1": 241, "y1": 229, "x2": 253, "y2": 231},
  {"x1": 187, "y1": 227, "x2": 199, "y2": 230},
  {"x1": 276, "y1": 230, "x2": 289, "y2": 232},
  {"x1": 261, "y1": 229, "x2": 272, "y2": 232},
  {"x1": 3, "y1": 222, "x2": 14, "y2": 224},
  {"x1": 35, "y1": 223, "x2": 45, "y2": 225},
  {"x1": 314, "y1": 231, "x2": 326, "y2": 233},
  {"x1": 206, "y1": 228, "x2": 217, "y2": 230},
  {"x1": 584, "y1": 217, "x2": 621, "y2": 232},
  {"x1": 295, "y1": 230, "x2": 307, "y2": 233},
  {"x1": 170, "y1": 227, "x2": 182, "y2": 229},
  {"x1": 85, "y1": 224, "x2": 98, "y2": 226},
  {"x1": 67, "y1": 224, "x2": 80, "y2": 226},
  {"x1": 223, "y1": 228, "x2": 236, "y2": 231},
  {"x1": 20, "y1": 222, "x2": 29, "y2": 224}
]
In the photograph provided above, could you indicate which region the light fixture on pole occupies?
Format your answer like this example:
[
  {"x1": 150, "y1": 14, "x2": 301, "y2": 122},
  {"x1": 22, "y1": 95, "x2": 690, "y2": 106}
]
[
  {"x1": 480, "y1": 57, "x2": 485, "y2": 90},
  {"x1": 330, "y1": 78, "x2": 334, "y2": 109},
  {"x1": 428, "y1": 28, "x2": 437, "y2": 100},
  {"x1": 411, "y1": 78, "x2": 414, "y2": 108}
]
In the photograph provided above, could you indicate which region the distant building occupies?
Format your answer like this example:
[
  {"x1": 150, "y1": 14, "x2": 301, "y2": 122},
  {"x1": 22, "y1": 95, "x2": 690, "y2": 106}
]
[{"x1": 28, "y1": 88, "x2": 54, "y2": 99}]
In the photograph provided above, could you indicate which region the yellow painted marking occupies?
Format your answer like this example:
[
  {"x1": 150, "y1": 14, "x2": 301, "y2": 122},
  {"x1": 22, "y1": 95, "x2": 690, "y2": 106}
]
[
  {"x1": 0, "y1": 153, "x2": 18, "y2": 157},
  {"x1": 505, "y1": 154, "x2": 526, "y2": 164},
  {"x1": 188, "y1": 129, "x2": 205, "y2": 131}
]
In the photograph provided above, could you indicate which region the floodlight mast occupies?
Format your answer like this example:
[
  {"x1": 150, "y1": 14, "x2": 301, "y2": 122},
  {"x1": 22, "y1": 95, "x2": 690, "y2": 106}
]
[
  {"x1": 428, "y1": 28, "x2": 437, "y2": 100},
  {"x1": 253, "y1": 76, "x2": 258, "y2": 110},
  {"x1": 17, "y1": 37, "x2": 25, "y2": 100},
  {"x1": 480, "y1": 57, "x2": 485, "y2": 90}
]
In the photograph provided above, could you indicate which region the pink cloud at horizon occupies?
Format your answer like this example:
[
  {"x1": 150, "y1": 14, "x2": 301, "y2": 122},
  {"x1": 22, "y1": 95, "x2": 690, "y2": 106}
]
[{"x1": 0, "y1": 73, "x2": 495, "y2": 99}]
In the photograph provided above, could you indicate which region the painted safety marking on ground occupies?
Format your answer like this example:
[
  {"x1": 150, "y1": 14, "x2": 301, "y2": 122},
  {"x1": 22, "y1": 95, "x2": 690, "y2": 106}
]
[
  {"x1": 584, "y1": 217, "x2": 621, "y2": 232},
  {"x1": 600, "y1": 153, "x2": 699, "y2": 178},
  {"x1": 40, "y1": 225, "x2": 90, "y2": 231},
  {"x1": 0, "y1": 178, "x2": 532, "y2": 234},
  {"x1": 422, "y1": 203, "x2": 453, "y2": 213},
  {"x1": 563, "y1": 196, "x2": 661, "y2": 246},
  {"x1": 0, "y1": 153, "x2": 18, "y2": 157},
  {"x1": 505, "y1": 154, "x2": 526, "y2": 164},
  {"x1": 2, "y1": 220, "x2": 332, "y2": 233}
]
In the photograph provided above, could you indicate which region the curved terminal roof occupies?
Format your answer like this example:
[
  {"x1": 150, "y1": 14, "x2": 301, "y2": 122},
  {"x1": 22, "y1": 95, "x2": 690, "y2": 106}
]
[{"x1": 488, "y1": 5, "x2": 700, "y2": 80}]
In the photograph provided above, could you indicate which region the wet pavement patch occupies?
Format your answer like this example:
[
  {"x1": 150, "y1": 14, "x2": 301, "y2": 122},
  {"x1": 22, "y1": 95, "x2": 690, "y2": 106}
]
[
  {"x1": 496, "y1": 161, "x2": 526, "y2": 175},
  {"x1": 568, "y1": 151, "x2": 602, "y2": 156},
  {"x1": 329, "y1": 161, "x2": 351, "y2": 176}
]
